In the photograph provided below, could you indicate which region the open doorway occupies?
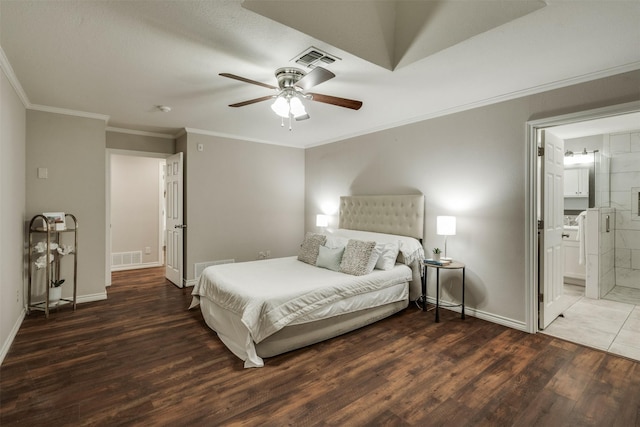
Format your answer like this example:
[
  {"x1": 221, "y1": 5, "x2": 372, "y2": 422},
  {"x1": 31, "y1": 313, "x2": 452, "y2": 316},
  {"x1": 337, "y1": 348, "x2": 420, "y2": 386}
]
[
  {"x1": 106, "y1": 150, "x2": 168, "y2": 282},
  {"x1": 526, "y1": 101, "x2": 640, "y2": 331}
]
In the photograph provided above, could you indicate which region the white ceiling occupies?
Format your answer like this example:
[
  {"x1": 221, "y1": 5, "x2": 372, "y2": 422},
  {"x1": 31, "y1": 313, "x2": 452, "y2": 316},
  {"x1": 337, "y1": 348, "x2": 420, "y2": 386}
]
[
  {"x1": 548, "y1": 111, "x2": 640, "y2": 140},
  {"x1": 1, "y1": 0, "x2": 639, "y2": 148}
]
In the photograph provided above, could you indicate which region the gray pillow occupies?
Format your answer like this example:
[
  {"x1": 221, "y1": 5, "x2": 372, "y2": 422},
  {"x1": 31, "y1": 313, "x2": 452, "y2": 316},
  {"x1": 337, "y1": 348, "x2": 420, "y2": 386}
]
[
  {"x1": 297, "y1": 233, "x2": 327, "y2": 265},
  {"x1": 316, "y1": 245, "x2": 345, "y2": 271},
  {"x1": 340, "y1": 239, "x2": 377, "y2": 276}
]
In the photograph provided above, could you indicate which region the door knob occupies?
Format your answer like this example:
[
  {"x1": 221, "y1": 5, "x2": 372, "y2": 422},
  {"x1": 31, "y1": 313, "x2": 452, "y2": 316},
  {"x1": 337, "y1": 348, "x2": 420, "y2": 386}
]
[
  {"x1": 174, "y1": 224, "x2": 187, "y2": 229},
  {"x1": 562, "y1": 233, "x2": 569, "y2": 238}
]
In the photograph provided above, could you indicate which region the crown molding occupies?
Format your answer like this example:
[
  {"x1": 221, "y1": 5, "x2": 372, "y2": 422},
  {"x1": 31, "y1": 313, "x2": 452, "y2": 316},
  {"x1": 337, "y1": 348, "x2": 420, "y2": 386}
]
[
  {"x1": 182, "y1": 127, "x2": 302, "y2": 148},
  {"x1": 29, "y1": 104, "x2": 109, "y2": 122},
  {"x1": 2, "y1": 44, "x2": 110, "y2": 122},
  {"x1": 306, "y1": 60, "x2": 640, "y2": 149},
  {"x1": 0, "y1": 45, "x2": 30, "y2": 108},
  {"x1": 106, "y1": 126, "x2": 175, "y2": 140}
]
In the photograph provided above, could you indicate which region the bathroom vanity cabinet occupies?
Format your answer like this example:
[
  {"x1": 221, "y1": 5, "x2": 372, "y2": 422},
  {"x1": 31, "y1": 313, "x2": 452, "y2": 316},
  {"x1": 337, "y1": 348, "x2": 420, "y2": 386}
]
[{"x1": 563, "y1": 227, "x2": 585, "y2": 284}]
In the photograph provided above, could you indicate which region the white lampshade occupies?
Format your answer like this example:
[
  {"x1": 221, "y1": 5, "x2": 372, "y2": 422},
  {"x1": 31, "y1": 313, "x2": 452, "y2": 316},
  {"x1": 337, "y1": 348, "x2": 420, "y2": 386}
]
[
  {"x1": 270, "y1": 96, "x2": 290, "y2": 118},
  {"x1": 289, "y1": 96, "x2": 307, "y2": 119},
  {"x1": 436, "y1": 216, "x2": 456, "y2": 236},
  {"x1": 316, "y1": 214, "x2": 329, "y2": 227}
]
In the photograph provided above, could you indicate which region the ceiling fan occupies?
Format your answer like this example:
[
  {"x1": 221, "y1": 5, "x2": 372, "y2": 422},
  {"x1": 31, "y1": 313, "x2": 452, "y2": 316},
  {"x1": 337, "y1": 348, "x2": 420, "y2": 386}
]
[{"x1": 219, "y1": 67, "x2": 362, "y2": 129}]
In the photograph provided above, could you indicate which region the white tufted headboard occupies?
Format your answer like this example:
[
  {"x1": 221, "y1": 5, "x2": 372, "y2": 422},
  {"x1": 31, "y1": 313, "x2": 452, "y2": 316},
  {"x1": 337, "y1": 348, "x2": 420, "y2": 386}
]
[{"x1": 338, "y1": 194, "x2": 425, "y2": 240}]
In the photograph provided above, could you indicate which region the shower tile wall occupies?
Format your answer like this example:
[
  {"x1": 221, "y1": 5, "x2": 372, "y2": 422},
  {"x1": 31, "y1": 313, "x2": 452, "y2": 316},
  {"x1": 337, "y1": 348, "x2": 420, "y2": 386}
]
[
  {"x1": 610, "y1": 131, "x2": 640, "y2": 290},
  {"x1": 586, "y1": 208, "x2": 615, "y2": 299}
]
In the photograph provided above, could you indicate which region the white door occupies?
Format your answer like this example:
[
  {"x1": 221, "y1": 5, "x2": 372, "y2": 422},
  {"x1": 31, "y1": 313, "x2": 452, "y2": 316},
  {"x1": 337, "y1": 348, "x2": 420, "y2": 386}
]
[
  {"x1": 165, "y1": 152, "x2": 184, "y2": 288},
  {"x1": 539, "y1": 130, "x2": 573, "y2": 329}
]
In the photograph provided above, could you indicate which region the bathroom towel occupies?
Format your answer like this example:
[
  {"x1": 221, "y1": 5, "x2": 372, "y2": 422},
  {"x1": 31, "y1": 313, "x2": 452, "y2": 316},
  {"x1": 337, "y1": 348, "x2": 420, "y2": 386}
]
[{"x1": 577, "y1": 210, "x2": 587, "y2": 265}]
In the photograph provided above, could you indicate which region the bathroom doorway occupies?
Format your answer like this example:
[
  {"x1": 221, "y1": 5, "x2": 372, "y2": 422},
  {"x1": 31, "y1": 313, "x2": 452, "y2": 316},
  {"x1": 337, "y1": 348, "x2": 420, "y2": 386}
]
[{"x1": 527, "y1": 101, "x2": 640, "y2": 332}]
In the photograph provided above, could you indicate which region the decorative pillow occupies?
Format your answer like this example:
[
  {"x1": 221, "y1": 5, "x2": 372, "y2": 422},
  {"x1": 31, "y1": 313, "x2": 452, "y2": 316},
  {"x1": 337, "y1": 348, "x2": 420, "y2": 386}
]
[
  {"x1": 367, "y1": 243, "x2": 382, "y2": 272},
  {"x1": 375, "y1": 242, "x2": 400, "y2": 270},
  {"x1": 325, "y1": 235, "x2": 349, "y2": 249},
  {"x1": 340, "y1": 239, "x2": 377, "y2": 276},
  {"x1": 297, "y1": 233, "x2": 327, "y2": 265},
  {"x1": 316, "y1": 245, "x2": 345, "y2": 271}
]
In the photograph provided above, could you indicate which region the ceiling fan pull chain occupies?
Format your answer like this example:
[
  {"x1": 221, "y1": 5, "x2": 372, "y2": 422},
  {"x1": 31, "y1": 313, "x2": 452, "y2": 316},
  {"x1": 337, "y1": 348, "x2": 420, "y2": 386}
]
[
  {"x1": 289, "y1": 115, "x2": 292, "y2": 131},
  {"x1": 280, "y1": 116, "x2": 284, "y2": 127}
]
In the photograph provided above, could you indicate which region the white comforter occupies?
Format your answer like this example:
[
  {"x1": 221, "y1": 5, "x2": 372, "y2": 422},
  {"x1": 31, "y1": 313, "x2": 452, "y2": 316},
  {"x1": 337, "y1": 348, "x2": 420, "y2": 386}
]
[{"x1": 191, "y1": 256, "x2": 412, "y2": 344}]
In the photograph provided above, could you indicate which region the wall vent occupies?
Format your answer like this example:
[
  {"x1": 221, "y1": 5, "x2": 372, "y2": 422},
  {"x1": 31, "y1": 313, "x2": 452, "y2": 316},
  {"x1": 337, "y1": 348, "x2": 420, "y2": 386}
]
[
  {"x1": 112, "y1": 251, "x2": 143, "y2": 267},
  {"x1": 194, "y1": 259, "x2": 235, "y2": 278},
  {"x1": 292, "y1": 46, "x2": 340, "y2": 68}
]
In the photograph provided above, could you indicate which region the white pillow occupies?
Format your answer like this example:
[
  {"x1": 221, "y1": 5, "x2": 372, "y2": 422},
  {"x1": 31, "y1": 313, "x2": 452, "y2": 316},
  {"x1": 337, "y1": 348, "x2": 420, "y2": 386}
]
[
  {"x1": 367, "y1": 243, "x2": 383, "y2": 272},
  {"x1": 375, "y1": 242, "x2": 400, "y2": 270},
  {"x1": 325, "y1": 235, "x2": 348, "y2": 249},
  {"x1": 316, "y1": 245, "x2": 345, "y2": 272}
]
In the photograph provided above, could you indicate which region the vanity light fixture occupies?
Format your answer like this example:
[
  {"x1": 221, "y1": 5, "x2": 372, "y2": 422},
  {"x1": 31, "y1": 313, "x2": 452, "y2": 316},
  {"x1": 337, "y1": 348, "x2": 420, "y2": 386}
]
[{"x1": 564, "y1": 148, "x2": 595, "y2": 165}]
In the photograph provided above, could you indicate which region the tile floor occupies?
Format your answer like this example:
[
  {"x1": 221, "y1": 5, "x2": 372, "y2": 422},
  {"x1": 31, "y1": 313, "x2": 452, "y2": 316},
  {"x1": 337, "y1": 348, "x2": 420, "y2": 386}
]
[{"x1": 541, "y1": 285, "x2": 640, "y2": 362}]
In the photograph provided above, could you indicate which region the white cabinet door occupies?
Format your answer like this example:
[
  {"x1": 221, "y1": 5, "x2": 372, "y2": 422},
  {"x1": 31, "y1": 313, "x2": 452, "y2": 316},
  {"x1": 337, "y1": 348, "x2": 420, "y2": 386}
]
[
  {"x1": 563, "y1": 230, "x2": 585, "y2": 281},
  {"x1": 564, "y1": 168, "x2": 589, "y2": 197}
]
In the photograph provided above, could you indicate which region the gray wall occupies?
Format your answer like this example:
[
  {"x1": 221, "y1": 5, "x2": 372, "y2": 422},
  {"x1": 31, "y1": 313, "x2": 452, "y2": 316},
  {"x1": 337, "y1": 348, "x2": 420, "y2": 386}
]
[
  {"x1": 0, "y1": 63, "x2": 27, "y2": 364},
  {"x1": 106, "y1": 131, "x2": 175, "y2": 154},
  {"x1": 110, "y1": 154, "x2": 164, "y2": 267},
  {"x1": 305, "y1": 70, "x2": 640, "y2": 329},
  {"x1": 181, "y1": 131, "x2": 305, "y2": 283},
  {"x1": 26, "y1": 110, "x2": 107, "y2": 303}
]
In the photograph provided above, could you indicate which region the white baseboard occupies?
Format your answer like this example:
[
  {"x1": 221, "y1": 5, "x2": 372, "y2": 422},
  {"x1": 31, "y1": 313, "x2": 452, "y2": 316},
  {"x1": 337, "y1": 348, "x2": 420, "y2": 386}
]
[
  {"x1": 111, "y1": 262, "x2": 163, "y2": 272},
  {"x1": 0, "y1": 308, "x2": 26, "y2": 366},
  {"x1": 424, "y1": 296, "x2": 528, "y2": 332},
  {"x1": 77, "y1": 291, "x2": 108, "y2": 304}
]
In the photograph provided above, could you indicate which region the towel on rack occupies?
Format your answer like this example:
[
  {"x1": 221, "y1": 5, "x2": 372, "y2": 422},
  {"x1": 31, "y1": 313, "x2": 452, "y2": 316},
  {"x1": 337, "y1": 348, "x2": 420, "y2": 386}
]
[{"x1": 577, "y1": 211, "x2": 587, "y2": 265}]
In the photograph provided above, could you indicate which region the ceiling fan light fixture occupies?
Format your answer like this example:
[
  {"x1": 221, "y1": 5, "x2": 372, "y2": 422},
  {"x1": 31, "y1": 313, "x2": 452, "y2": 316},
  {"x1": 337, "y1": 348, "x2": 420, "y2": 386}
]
[
  {"x1": 289, "y1": 96, "x2": 307, "y2": 119},
  {"x1": 271, "y1": 96, "x2": 290, "y2": 118}
]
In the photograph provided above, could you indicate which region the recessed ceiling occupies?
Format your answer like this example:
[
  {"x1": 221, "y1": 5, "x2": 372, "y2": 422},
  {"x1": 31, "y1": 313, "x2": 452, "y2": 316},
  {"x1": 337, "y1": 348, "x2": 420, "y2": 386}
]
[{"x1": 1, "y1": 0, "x2": 639, "y2": 148}]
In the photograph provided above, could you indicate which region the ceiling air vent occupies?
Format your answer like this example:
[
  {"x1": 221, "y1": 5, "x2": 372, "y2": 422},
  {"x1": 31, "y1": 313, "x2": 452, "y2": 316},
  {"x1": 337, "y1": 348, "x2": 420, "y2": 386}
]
[{"x1": 293, "y1": 47, "x2": 340, "y2": 69}]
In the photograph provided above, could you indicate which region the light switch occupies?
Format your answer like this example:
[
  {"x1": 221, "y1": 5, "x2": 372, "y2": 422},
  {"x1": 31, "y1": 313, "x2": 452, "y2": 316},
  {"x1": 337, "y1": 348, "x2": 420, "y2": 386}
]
[
  {"x1": 37, "y1": 167, "x2": 48, "y2": 179},
  {"x1": 197, "y1": 143, "x2": 204, "y2": 152}
]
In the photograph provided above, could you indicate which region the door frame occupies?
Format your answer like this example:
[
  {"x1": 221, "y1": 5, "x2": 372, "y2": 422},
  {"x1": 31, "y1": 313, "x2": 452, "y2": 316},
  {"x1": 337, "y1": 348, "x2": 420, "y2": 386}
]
[
  {"x1": 105, "y1": 149, "x2": 170, "y2": 286},
  {"x1": 525, "y1": 100, "x2": 640, "y2": 333}
]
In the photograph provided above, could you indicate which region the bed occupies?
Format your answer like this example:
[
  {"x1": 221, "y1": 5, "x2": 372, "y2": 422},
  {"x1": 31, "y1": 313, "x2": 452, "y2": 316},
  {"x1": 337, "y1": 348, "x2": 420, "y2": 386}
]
[{"x1": 190, "y1": 194, "x2": 425, "y2": 367}]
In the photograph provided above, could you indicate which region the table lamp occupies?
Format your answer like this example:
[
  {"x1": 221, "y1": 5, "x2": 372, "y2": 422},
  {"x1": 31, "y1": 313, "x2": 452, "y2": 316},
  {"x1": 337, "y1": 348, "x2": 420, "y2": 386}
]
[{"x1": 436, "y1": 216, "x2": 456, "y2": 260}]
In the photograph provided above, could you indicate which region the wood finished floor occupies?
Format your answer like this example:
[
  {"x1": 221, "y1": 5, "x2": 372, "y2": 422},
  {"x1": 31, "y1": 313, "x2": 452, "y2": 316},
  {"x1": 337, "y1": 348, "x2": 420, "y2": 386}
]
[{"x1": 2, "y1": 267, "x2": 640, "y2": 426}]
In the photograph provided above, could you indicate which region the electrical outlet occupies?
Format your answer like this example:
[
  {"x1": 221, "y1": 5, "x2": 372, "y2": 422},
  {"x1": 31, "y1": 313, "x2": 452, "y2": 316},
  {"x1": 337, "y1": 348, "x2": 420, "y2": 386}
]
[
  {"x1": 16, "y1": 289, "x2": 20, "y2": 303},
  {"x1": 258, "y1": 251, "x2": 266, "y2": 259},
  {"x1": 145, "y1": 246, "x2": 151, "y2": 254},
  {"x1": 265, "y1": 250, "x2": 271, "y2": 258}
]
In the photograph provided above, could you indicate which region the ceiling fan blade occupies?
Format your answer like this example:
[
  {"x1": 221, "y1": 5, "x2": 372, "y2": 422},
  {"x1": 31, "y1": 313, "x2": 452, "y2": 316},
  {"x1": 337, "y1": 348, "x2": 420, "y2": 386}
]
[
  {"x1": 295, "y1": 67, "x2": 335, "y2": 91},
  {"x1": 229, "y1": 95, "x2": 274, "y2": 107},
  {"x1": 308, "y1": 93, "x2": 363, "y2": 110},
  {"x1": 219, "y1": 73, "x2": 277, "y2": 90}
]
